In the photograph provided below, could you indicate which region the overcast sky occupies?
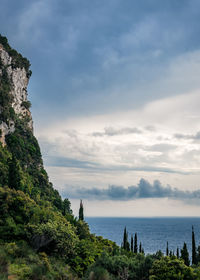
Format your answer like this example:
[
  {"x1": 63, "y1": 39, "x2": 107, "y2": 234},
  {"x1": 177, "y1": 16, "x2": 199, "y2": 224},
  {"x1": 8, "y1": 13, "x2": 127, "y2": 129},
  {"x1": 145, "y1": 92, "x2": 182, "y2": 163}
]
[{"x1": 1, "y1": 0, "x2": 200, "y2": 216}]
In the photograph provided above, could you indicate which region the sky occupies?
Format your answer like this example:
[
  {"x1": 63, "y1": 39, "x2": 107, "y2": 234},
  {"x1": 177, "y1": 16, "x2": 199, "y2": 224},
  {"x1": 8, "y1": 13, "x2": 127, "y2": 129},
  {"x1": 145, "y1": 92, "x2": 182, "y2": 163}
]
[{"x1": 1, "y1": 0, "x2": 200, "y2": 216}]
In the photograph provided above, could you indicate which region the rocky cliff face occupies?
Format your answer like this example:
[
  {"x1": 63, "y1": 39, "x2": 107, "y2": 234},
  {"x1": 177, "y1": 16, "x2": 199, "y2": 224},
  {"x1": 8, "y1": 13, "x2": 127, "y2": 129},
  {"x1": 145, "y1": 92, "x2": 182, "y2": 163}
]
[{"x1": 0, "y1": 42, "x2": 33, "y2": 146}]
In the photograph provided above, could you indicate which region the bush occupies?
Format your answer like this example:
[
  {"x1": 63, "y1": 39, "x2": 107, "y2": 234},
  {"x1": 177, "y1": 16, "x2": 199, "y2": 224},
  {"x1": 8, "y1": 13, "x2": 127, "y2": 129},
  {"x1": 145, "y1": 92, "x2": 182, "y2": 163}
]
[
  {"x1": 21, "y1": 101, "x2": 31, "y2": 110},
  {"x1": 149, "y1": 257, "x2": 197, "y2": 280}
]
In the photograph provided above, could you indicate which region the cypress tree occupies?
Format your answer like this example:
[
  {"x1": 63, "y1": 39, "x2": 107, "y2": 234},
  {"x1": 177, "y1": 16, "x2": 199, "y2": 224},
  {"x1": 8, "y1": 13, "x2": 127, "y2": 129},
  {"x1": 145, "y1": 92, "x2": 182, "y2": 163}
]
[
  {"x1": 126, "y1": 233, "x2": 130, "y2": 251},
  {"x1": 197, "y1": 245, "x2": 200, "y2": 263},
  {"x1": 141, "y1": 248, "x2": 144, "y2": 254},
  {"x1": 192, "y1": 226, "x2": 197, "y2": 265},
  {"x1": 123, "y1": 227, "x2": 127, "y2": 250},
  {"x1": 176, "y1": 247, "x2": 179, "y2": 259},
  {"x1": 181, "y1": 242, "x2": 190, "y2": 266},
  {"x1": 78, "y1": 199, "x2": 84, "y2": 220},
  {"x1": 134, "y1": 233, "x2": 138, "y2": 254},
  {"x1": 8, "y1": 156, "x2": 21, "y2": 190},
  {"x1": 139, "y1": 242, "x2": 142, "y2": 253},
  {"x1": 166, "y1": 241, "x2": 169, "y2": 256},
  {"x1": 122, "y1": 227, "x2": 130, "y2": 251},
  {"x1": 131, "y1": 234, "x2": 133, "y2": 252}
]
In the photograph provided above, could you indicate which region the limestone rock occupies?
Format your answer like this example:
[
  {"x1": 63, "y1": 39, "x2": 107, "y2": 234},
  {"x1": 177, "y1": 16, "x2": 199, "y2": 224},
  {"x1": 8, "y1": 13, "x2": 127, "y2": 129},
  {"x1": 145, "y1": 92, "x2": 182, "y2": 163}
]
[{"x1": 0, "y1": 43, "x2": 33, "y2": 146}]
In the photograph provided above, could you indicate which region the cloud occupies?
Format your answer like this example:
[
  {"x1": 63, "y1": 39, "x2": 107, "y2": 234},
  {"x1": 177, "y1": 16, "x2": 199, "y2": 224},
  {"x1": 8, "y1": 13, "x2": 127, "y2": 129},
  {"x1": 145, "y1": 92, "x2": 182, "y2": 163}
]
[
  {"x1": 174, "y1": 131, "x2": 200, "y2": 141},
  {"x1": 92, "y1": 126, "x2": 142, "y2": 137},
  {"x1": 65, "y1": 178, "x2": 200, "y2": 203},
  {"x1": 45, "y1": 156, "x2": 100, "y2": 169},
  {"x1": 44, "y1": 155, "x2": 189, "y2": 175}
]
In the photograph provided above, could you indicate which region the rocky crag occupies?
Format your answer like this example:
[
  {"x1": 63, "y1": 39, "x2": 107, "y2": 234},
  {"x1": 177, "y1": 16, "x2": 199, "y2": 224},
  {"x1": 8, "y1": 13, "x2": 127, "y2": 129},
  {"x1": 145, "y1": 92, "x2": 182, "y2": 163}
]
[
  {"x1": 0, "y1": 38, "x2": 32, "y2": 146},
  {"x1": 0, "y1": 35, "x2": 116, "y2": 279}
]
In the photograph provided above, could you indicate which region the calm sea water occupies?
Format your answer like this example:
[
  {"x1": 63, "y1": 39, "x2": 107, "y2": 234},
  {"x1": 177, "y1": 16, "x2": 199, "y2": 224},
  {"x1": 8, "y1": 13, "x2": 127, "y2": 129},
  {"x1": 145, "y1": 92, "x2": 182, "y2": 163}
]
[{"x1": 85, "y1": 217, "x2": 200, "y2": 256}]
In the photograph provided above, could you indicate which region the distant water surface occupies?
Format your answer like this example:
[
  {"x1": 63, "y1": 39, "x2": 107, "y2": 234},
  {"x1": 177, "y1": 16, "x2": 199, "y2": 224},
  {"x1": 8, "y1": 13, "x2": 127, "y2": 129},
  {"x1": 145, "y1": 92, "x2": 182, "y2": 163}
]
[{"x1": 86, "y1": 217, "x2": 200, "y2": 256}]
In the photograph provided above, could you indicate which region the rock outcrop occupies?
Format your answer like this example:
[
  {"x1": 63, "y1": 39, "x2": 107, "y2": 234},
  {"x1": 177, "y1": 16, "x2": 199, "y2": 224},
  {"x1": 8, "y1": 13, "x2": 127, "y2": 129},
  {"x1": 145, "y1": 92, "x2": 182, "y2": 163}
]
[{"x1": 0, "y1": 42, "x2": 33, "y2": 146}]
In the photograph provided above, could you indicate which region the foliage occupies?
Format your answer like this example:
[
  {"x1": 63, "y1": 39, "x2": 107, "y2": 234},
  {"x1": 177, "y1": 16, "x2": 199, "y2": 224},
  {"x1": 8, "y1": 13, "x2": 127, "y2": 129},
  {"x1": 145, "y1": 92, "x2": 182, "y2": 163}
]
[
  {"x1": 181, "y1": 242, "x2": 190, "y2": 266},
  {"x1": 21, "y1": 100, "x2": 31, "y2": 110},
  {"x1": 86, "y1": 252, "x2": 155, "y2": 280},
  {"x1": 149, "y1": 257, "x2": 197, "y2": 280},
  {"x1": 134, "y1": 233, "x2": 138, "y2": 254},
  {"x1": 27, "y1": 219, "x2": 78, "y2": 258},
  {"x1": 79, "y1": 199, "x2": 84, "y2": 220},
  {"x1": 0, "y1": 143, "x2": 10, "y2": 187},
  {"x1": 0, "y1": 57, "x2": 14, "y2": 124},
  {"x1": 0, "y1": 242, "x2": 76, "y2": 279},
  {"x1": 122, "y1": 227, "x2": 130, "y2": 251},
  {"x1": 0, "y1": 34, "x2": 31, "y2": 76},
  {"x1": 192, "y1": 226, "x2": 197, "y2": 265}
]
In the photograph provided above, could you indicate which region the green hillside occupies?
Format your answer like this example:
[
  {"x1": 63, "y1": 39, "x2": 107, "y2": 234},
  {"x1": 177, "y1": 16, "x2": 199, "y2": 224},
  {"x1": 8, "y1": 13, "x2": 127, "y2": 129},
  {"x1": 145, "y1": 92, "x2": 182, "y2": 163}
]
[{"x1": 1, "y1": 35, "x2": 200, "y2": 280}]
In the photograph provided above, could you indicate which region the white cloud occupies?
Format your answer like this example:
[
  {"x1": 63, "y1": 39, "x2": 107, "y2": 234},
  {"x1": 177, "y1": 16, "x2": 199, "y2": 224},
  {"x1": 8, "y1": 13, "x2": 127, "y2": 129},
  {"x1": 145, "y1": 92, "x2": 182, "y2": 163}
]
[{"x1": 36, "y1": 89, "x2": 200, "y2": 203}]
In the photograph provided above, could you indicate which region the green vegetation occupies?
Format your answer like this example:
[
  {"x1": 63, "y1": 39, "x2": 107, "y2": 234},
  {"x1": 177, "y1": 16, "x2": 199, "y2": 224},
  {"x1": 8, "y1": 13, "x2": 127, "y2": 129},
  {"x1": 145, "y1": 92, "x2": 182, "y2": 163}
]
[
  {"x1": 181, "y1": 242, "x2": 190, "y2": 266},
  {"x1": 193, "y1": 226, "x2": 197, "y2": 265},
  {"x1": 21, "y1": 100, "x2": 31, "y2": 110},
  {"x1": 2, "y1": 34, "x2": 200, "y2": 279},
  {"x1": 0, "y1": 56, "x2": 14, "y2": 124},
  {"x1": 79, "y1": 199, "x2": 84, "y2": 221},
  {"x1": 0, "y1": 34, "x2": 32, "y2": 76}
]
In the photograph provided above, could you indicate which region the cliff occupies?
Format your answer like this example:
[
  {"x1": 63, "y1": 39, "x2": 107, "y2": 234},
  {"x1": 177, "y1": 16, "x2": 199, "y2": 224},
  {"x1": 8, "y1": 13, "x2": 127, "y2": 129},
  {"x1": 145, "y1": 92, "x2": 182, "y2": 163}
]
[
  {"x1": 0, "y1": 34, "x2": 62, "y2": 206},
  {"x1": 0, "y1": 38, "x2": 32, "y2": 146},
  {"x1": 0, "y1": 35, "x2": 116, "y2": 279}
]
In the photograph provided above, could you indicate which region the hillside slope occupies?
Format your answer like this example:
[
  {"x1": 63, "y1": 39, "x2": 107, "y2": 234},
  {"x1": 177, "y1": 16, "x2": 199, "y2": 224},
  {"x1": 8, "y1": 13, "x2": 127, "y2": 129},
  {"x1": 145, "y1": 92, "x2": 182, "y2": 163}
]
[
  {"x1": 1, "y1": 35, "x2": 198, "y2": 280},
  {"x1": 0, "y1": 35, "x2": 116, "y2": 279}
]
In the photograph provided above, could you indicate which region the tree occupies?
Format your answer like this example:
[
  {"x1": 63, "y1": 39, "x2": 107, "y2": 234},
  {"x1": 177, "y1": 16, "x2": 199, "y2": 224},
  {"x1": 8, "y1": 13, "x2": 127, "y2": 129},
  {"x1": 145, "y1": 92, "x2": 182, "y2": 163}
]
[
  {"x1": 192, "y1": 226, "x2": 197, "y2": 265},
  {"x1": 131, "y1": 234, "x2": 133, "y2": 252},
  {"x1": 62, "y1": 198, "x2": 72, "y2": 216},
  {"x1": 197, "y1": 245, "x2": 200, "y2": 264},
  {"x1": 176, "y1": 247, "x2": 179, "y2": 259},
  {"x1": 166, "y1": 242, "x2": 169, "y2": 256},
  {"x1": 122, "y1": 227, "x2": 127, "y2": 250},
  {"x1": 134, "y1": 233, "x2": 138, "y2": 254},
  {"x1": 8, "y1": 156, "x2": 21, "y2": 190},
  {"x1": 122, "y1": 227, "x2": 130, "y2": 251},
  {"x1": 149, "y1": 257, "x2": 196, "y2": 280},
  {"x1": 181, "y1": 242, "x2": 190, "y2": 266},
  {"x1": 79, "y1": 199, "x2": 84, "y2": 221},
  {"x1": 139, "y1": 242, "x2": 142, "y2": 253}
]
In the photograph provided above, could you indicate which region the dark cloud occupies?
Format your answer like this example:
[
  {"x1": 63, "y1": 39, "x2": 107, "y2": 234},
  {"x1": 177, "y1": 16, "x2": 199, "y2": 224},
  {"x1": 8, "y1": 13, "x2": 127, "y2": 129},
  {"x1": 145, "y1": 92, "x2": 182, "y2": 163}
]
[
  {"x1": 44, "y1": 155, "x2": 189, "y2": 174},
  {"x1": 1, "y1": 0, "x2": 200, "y2": 124},
  {"x1": 174, "y1": 131, "x2": 200, "y2": 140},
  {"x1": 44, "y1": 156, "x2": 100, "y2": 169},
  {"x1": 64, "y1": 178, "x2": 200, "y2": 202},
  {"x1": 92, "y1": 126, "x2": 142, "y2": 137}
]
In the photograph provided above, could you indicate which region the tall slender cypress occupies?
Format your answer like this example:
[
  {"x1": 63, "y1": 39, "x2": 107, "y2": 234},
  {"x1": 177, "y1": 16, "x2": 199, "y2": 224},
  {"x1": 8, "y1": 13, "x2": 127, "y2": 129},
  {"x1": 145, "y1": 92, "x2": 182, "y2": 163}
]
[
  {"x1": 131, "y1": 234, "x2": 133, "y2": 252},
  {"x1": 126, "y1": 232, "x2": 130, "y2": 251},
  {"x1": 166, "y1": 241, "x2": 169, "y2": 256},
  {"x1": 134, "y1": 233, "x2": 138, "y2": 254},
  {"x1": 123, "y1": 227, "x2": 127, "y2": 250},
  {"x1": 192, "y1": 226, "x2": 197, "y2": 265},
  {"x1": 78, "y1": 199, "x2": 84, "y2": 220},
  {"x1": 176, "y1": 247, "x2": 179, "y2": 259},
  {"x1": 181, "y1": 242, "x2": 190, "y2": 266},
  {"x1": 122, "y1": 227, "x2": 130, "y2": 251},
  {"x1": 139, "y1": 242, "x2": 142, "y2": 253}
]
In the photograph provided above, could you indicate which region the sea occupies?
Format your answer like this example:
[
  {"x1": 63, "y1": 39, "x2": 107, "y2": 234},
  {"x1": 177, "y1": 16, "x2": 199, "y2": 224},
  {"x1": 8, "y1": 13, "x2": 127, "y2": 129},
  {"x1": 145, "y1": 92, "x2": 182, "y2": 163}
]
[{"x1": 86, "y1": 217, "x2": 200, "y2": 256}]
